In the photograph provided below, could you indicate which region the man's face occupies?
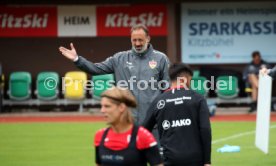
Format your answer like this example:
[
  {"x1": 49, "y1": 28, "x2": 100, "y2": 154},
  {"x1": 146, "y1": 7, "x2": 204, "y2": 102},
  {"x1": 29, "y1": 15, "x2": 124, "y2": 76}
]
[
  {"x1": 131, "y1": 29, "x2": 150, "y2": 53},
  {"x1": 253, "y1": 55, "x2": 261, "y2": 65}
]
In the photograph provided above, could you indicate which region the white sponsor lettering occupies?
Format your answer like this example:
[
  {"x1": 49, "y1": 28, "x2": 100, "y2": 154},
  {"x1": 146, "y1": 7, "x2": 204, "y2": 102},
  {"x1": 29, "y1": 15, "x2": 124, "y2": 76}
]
[
  {"x1": 101, "y1": 154, "x2": 124, "y2": 161},
  {"x1": 162, "y1": 119, "x2": 191, "y2": 130},
  {"x1": 183, "y1": 96, "x2": 192, "y2": 100},
  {"x1": 0, "y1": 13, "x2": 49, "y2": 28},
  {"x1": 166, "y1": 96, "x2": 192, "y2": 105},
  {"x1": 172, "y1": 119, "x2": 191, "y2": 127},
  {"x1": 166, "y1": 97, "x2": 183, "y2": 103},
  {"x1": 175, "y1": 100, "x2": 183, "y2": 105},
  {"x1": 105, "y1": 12, "x2": 164, "y2": 27},
  {"x1": 114, "y1": 155, "x2": 124, "y2": 161},
  {"x1": 102, "y1": 155, "x2": 113, "y2": 160}
]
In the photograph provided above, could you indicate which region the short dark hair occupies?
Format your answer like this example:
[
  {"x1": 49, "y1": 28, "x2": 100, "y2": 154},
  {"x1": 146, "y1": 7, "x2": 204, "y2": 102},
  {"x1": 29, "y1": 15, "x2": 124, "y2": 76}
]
[
  {"x1": 130, "y1": 24, "x2": 149, "y2": 36},
  {"x1": 252, "y1": 51, "x2": 261, "y2": 58},
  {"x1": 169, "y1": 63, "x2": 193, "y2": 81}
]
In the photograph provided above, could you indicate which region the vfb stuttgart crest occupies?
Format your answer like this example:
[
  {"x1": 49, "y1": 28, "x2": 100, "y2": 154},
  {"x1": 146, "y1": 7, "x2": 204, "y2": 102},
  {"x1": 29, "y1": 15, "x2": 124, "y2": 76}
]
[{"x1": 149, "y1": 60, "x2": 157, "y2": 69}]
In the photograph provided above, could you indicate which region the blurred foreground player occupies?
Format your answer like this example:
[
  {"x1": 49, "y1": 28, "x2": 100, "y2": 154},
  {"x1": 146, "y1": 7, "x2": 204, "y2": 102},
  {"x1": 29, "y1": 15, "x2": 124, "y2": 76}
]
[
  {"x1": 94, "y1": 87, "x2": 163, "y2": 166},
  {"x1": 143, "y1": 63, "x2": 211, "y2": 166}
]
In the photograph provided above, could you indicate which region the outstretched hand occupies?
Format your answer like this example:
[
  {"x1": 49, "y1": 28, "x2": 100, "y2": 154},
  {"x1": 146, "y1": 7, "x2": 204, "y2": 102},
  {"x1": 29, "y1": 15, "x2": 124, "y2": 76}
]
[
  {"x1": 59, "y1": 43, "x2": 78, "y2": 61},
  {"x1": 260, "y1": 67, "x2": 269, "y2": 76}
]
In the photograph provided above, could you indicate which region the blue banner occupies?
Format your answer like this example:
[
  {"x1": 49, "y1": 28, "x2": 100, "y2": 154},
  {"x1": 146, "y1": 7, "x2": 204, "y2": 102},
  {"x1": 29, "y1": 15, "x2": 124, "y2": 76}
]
[{"x1": 181, "y1": 2, "x2": 276, "y2": 64}]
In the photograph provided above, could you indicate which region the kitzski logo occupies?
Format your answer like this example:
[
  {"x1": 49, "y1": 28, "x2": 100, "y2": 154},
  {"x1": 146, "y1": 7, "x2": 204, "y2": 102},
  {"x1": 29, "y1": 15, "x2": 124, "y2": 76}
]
[
  {"x1": 0, "y1": 13, "x2": 49, "y2": 28},
  {"x1": 105, "y1": 12, "x2": 164, "y2": 27}
]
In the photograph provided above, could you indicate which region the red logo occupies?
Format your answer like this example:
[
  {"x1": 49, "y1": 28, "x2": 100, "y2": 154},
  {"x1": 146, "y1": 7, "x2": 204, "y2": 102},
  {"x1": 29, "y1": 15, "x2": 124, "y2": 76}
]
[{"x1": 149, "y1": 60, "x2": 157, "y2": 69}]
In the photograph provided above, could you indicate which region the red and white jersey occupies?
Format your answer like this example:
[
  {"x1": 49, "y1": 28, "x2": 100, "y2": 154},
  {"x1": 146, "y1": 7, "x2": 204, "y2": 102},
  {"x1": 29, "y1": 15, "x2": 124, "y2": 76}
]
[{"x1": 94, "y1": 126, "x2": 157, "y2": 150}]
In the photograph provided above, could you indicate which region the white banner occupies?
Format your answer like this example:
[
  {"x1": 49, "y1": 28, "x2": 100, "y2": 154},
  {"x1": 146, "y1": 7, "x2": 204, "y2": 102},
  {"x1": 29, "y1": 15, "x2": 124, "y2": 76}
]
[
  {"x1": 255, "y1": 74, "x2": 272, "y2": 154},
  {"x1": 181, "y1": 2, "x2": 276, "y2": 64},
  {"x1": 58, "y1": 6, "x2": 96, "y2": 37}
]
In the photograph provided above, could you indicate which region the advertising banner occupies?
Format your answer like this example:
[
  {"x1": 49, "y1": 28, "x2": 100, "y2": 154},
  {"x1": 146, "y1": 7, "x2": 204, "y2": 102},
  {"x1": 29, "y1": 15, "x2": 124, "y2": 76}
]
[
  {"x1": 0, "y1": 5, "x2": 167, "y2": 37},
  {"x1": 181, "y1": 2, "x2": 276, "y2": 64},
  {"x1": 0, "y1": 6, "x2": 57, "y2": 37},
  {"x1": 58, "y1": 6, "x2": 96, "y2": 37},
  {"x1": 96, "y1": 4, "x2": 167, "y2": 36}
]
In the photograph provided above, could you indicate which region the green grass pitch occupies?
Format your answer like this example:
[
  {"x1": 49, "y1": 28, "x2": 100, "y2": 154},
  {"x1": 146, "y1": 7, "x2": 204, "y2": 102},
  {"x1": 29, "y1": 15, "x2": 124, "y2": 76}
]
[{"x1": 0, "y1": 122, "x2": 276, "y2": 166}]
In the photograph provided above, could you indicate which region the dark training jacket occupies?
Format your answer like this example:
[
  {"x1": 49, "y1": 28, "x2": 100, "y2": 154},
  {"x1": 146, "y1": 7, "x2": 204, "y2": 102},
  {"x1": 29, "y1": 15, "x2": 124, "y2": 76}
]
[{"x1": 143, "y1": 88, "x2": 212, "y2": 165}]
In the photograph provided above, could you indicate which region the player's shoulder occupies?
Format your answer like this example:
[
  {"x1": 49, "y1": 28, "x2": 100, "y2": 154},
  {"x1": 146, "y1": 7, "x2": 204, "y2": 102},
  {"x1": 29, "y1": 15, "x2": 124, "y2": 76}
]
[
  {"x1": 112, "y1": 50, "x2": 132, "y2": 61},
  {"x1": 95, "y1": 128, "x2": 107, "y2": 140},
  {"x1": 152, "y1": 49, "x2": 169, "y2": 61},
  {"x1": 114, "y1": 50, "x2": 129, "y2": 56},
  {"x1": 150, "y1": 92, "x2": 168, "y2": 105},
  {"x1": 136, "y1": 126, "x2": 157, "y2": 149},
  {"x1": 184, "y1": 89, "x2": 206, "y2": 100},
  {"x1": 152, "y1": 49, "x2": 166, "y2": 57},
  {"x1": 189, "y1": 89, "x2": 203, "y2": 96},
  {"x1": 94, "y1": 128, "x2": 107, "y2": 146},
  {"x1": 137, "y1": 126, "x2": 152, "y2": 136}
]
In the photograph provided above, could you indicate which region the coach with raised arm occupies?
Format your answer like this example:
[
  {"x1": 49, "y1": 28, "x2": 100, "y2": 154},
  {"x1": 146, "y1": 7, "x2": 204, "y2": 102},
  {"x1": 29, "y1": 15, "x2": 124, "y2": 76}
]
[{"x1": 59, "y1": 24, "x2": 170, "y2": 125}]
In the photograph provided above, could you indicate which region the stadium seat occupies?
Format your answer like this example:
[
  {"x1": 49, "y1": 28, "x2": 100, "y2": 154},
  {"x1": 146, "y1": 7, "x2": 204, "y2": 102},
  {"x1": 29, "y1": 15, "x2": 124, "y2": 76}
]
[
  {"x1": 8, "y1": 71, "x2": 32, "y2": 100},
  {"x1": 92, "y1": 74, "x2": 115, "y2": 100},
  {"x1": 63, "y1": 71, "x2": 87, "y2": 100},
  {"x1": 216, "y1": 76, "x2": 239, "y2": 99},
  {"x1": 190, "y1": 76, "x2": 208, "y2": 97},
  {"x1": 36, "y1": 72, "x2": 59, "y2": 100}
]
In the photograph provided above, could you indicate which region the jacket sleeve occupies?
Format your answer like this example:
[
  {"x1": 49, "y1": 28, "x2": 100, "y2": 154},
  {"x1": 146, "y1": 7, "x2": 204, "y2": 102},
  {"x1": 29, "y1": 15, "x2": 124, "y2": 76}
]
[
  {"x1": 198, "y1": 98, "x2": 212, "y2": 164},
  {"x1": 159, "y1": 55, "x2": 170, "y2": 90},
  {"x1": 269, "y1": 66, "x2": 276, "y2": 79},
  {"x1": 74, "y1": 55, "x2": 114, "y2": 75},
  {"x1": 142, "y1": 98, "x2": 158, "y2": 132}
]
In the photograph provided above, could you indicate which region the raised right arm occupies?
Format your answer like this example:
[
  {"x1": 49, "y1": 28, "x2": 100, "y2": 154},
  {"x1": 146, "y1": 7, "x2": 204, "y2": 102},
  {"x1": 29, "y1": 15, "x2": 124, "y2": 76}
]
[{"x1": 59, "y1": 43, "x2": 114, "y2": 75}]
